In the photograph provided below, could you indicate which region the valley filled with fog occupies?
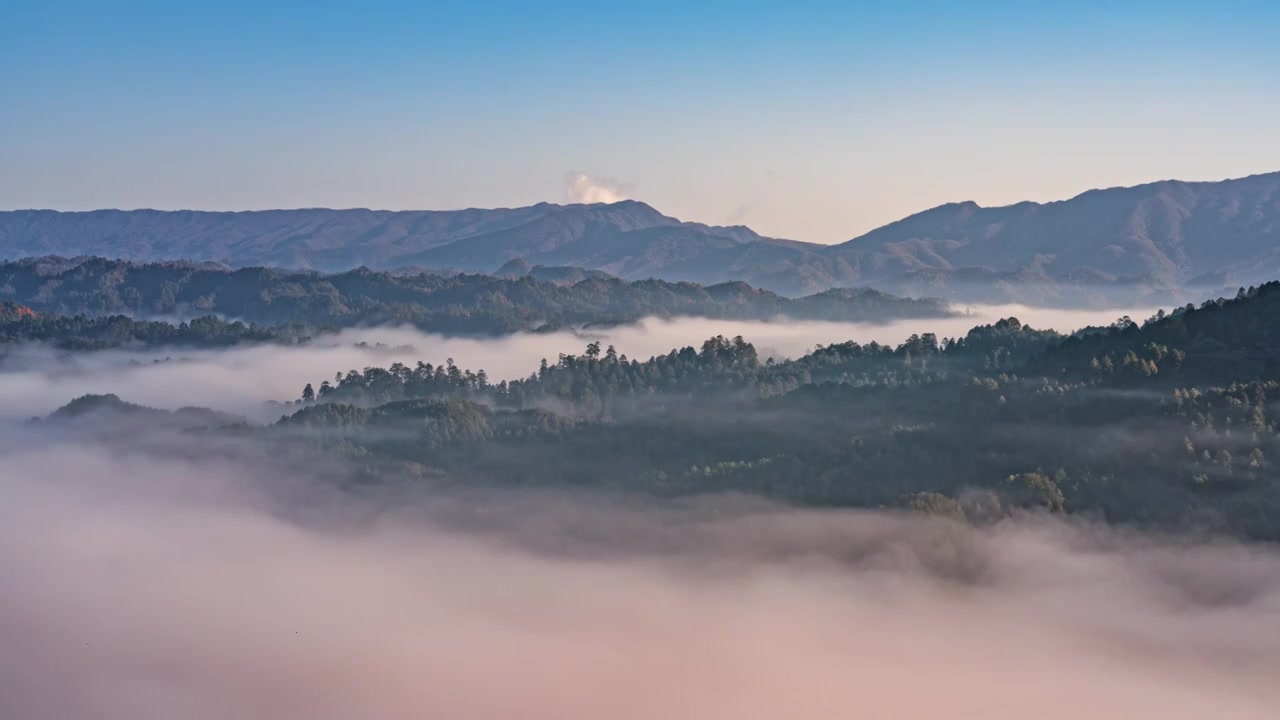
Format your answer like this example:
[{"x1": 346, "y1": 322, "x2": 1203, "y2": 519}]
[
  {"x1": 5, "y1": 254, "x2": 1280, "y2": 720},
  {"x1": 6, "y1": 3, "x2": 1280, "y2": 715},
  {"x1": 2, "y1": 431, "x2": 1278, "y2": 719},
  {"x1": 0, "y1": 304, "x2": 1154, "y2": 422}
]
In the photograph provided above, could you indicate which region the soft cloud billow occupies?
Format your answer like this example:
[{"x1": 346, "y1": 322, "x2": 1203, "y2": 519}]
[{"x1": 564, "y1": 172, "x2": 630, "y2": 204}]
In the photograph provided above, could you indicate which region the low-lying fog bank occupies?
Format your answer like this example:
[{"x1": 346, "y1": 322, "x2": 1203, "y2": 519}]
[
  {"x1": 0, "y1": 435, "x2": 1275, "y2": 719},
  {"x1": 0, "y1": 304, "x2": 1155, "y2": 422}
]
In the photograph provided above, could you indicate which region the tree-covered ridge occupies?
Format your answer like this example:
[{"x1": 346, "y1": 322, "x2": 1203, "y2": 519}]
[
  {"x1": 0, "y1": 256, "x2": 953, "y2": 334},
  {"x1": 36, "y1": 392, "x2": 248, "y2": 431},
  {"x1": 1036, "y1": 281, "x2": 1280, "y2": 381},
  {"x1": 38, "y1": 282, "x2": 1280, "y2": 540},
  {"x1": 254, "y1": 285, "x2": 1280, "y2": 540},
  {"x1": 297, "y1": 318, "x2": 1064, "y2": 414},
  {"x1": 0, "y1": 311, "x2": 309, "y2": 351},
  {"x1": 273, "y1": 358, "x2": 1279, "y2": 539}
]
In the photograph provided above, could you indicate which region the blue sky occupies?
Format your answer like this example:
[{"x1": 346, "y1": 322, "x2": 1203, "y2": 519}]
[{"x1": 2, "y1": 0, "x2": 1278, "y2": 241}]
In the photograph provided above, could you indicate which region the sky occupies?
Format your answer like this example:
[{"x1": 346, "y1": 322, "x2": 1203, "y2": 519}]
[{"x1": 2, "y1": 0, "x2": 1278, "y2": 242}]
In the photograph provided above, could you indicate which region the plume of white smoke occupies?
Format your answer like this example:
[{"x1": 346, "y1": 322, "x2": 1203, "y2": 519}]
[{"x1": 564, "y1": 172, "x2": 630, "y2": 204}]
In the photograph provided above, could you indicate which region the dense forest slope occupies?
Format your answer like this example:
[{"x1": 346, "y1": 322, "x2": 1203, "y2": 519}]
[
  {"x1": 1, "y1": 310, "x2": 302, "y2": 351},
  {"x1": 269, "y1": 282, "x2": 1280, "y2": 539},
  {"x1": 5, "y1": 172, "x2": 1276, "y2": 301},
  {"x1": 48, "y1": 281, "x2": 1280, "y2": 540},
  {"x1": 0, "y1": 257, "x2": 951, "y2": 334}
]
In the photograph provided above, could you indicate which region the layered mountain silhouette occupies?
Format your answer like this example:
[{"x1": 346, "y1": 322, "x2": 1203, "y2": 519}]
[
  {"x1": 837, "y1": 172, "x2": 1280, "y2": 303},
  {"x1": 3, "y1": 172, "x2": 1278, "y2": 303}
]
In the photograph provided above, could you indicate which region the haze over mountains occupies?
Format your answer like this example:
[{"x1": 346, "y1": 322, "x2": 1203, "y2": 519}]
[{"x1": 4, "y1": 172, "x2": 1278, "y2": 303}]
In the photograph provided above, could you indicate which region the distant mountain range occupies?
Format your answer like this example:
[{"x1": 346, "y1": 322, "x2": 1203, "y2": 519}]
[{"x1": 3, "y1": 172, "x2": 1278, "y2": 303}]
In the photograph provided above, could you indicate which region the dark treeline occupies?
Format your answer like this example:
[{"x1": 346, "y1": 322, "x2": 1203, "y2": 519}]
[
  {"x1": 1036, "y1": 282, "x2": 1280, "y2": 382},
  {"x1": 293, "y1": 317, "x2": 1057, "y2": 412},
  {"x1": 0, "y1": 256, "x2": 953, "y2": 334},
  {"x1": 256, "y1": 284, "x2": 1280, "y2": 539},
  {"x1": 0, "y1": 304, "x2": 310, "y2": 351}
]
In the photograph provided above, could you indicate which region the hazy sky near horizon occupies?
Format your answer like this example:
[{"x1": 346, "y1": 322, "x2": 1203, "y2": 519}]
[{"x1": 3, "y1": 1, "x2": 1278, "y2": 242}]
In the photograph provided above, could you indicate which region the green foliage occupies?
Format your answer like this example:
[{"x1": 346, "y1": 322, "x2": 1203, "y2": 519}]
[
  {"x1": 905, "y1": 491, "x2": 966, "y2": 520},
  {"x1": 1038, "y1": 282, "x2": 1280, "y2": 383},
  {"x1": 1001, "y1": 472, "x2": 1066, "y2": 512}
]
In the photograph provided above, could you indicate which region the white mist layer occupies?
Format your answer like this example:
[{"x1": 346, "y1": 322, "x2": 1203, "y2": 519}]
[
  {"x1": 0, "y1": 305, "x2": 1154, "y2": 421},
  {"x1": 0, "y1": 439, "x2": 1277, "y2": 719}
]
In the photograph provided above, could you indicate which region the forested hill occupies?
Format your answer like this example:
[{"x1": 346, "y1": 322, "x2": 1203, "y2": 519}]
[
  {"x1": 1034, "y1": 281, "x2": 1280, "y2": 382},
  {"x1": 46, "y1": 281, "x2": 1280, "y2": 540},
  {"x1": 0, "y1": 257, "x2": 953, "y2": 334},
  {"x1": 261, "y1": 282, "x2": 1280, "y2": 539},
  {"x1": 1, "y1": 311, "x2": 305, "y2": 351},
  {"x1": 288, "y1": 281, "x2": 1280, "y2": 417}
]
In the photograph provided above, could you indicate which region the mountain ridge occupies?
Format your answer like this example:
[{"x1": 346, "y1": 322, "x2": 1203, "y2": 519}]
[
  {"x1": 3, "y1": 171, "x2": 1279, "y2": 303},
  {"x1": 837, "y1": 171, "x2": 1280, "y2": 288}
]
